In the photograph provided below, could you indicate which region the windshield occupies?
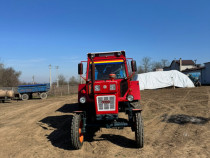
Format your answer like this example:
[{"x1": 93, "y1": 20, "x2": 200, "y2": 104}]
[{"x1": 88, "y1": 60, "x2": 126, "y2": 80}]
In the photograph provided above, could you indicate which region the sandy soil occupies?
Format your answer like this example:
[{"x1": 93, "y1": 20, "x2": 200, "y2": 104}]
[{"x1": 0, "y1": 87, "x2": 209, "y2": 158}]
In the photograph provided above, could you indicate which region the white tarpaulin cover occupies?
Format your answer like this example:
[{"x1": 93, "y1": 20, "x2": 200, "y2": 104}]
[{"x1": 133, "y1": 70, "x2": 195, "y2": 90}]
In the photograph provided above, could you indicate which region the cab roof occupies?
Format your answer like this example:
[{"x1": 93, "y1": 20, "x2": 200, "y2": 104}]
[
  {"x1": 87, "y1": 50, "x2": 125, "y2": 58},
  {"x1": 87, "y1": 50, "x2": 125, "y2": 55}
]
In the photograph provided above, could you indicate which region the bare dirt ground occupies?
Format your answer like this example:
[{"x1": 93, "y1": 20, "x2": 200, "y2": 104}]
[{"x1": 0, "y1": 87, "x2": 209, "y2": 158}]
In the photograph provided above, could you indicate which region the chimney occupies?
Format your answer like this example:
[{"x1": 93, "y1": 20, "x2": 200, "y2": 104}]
[{"x1": 179, "y1": 58, "x2": 182, "y2": 71}]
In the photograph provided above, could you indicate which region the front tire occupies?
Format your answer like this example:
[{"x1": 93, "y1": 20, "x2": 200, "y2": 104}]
[
  {"x1": 70, "y1": 114, "x2": 84, "y2": 149},
  {"x1": 135, "y1": 112, "x2": 144, "y2": 148}
]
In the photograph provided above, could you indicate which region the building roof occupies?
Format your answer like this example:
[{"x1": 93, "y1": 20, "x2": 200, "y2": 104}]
[
  {"x1": 168, "y1": 60, "x2": 195, "y2": 68},
  {"x1": 173, "y1": 60, "x2": 195, "y2": 65}
]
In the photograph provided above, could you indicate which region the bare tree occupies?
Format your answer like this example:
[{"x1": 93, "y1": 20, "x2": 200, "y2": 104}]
[
  {"x1": 152, "y1": 61, "x2": 162, "y2": 70},
  {"x1": 0, "y1": 63, "x2": 21, "y2": 87},
  {"x1": 161, "y1": 59, "x2": 169, "y2": 68},
  {"x1": 142, "y1": 57, "x2": 151, "y2": 73},
  {"x1": 0, "y1": 63, "x2": 3, "y2": 84},
  {"x1": 137, "y1": 57, "x2": 170, "y2": 74},
  {"x1": 137, "y1": 65, "x2": 144, "y2": 74},
  {"x1": 69, "y1": 76, "x2": 79, "y2": 85},
  {"x1": 58, "y1": 74, "x2": 66, "y2": 85}
]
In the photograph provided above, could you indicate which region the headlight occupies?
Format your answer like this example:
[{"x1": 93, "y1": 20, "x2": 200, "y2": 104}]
[
  {"x1": 127, "y1": 95, "x2": 134, "y2": 101},
  {"x1": 79, "y1": 97, "x2": 86, "y2": 104},
  {"x1": 95, "y1": 85, "x2": 100, "y2": 91},
  {"x1": 110, "y1": 84, "x2": 116, "y2": 90}
]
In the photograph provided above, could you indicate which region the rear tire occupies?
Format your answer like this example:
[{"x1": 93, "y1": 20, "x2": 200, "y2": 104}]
[
  {"x1": 135, "y1": 112, "x2": 144, "y2": 148},
  {"x1": 70, "y1": 114, "x2": 84, "y2": 149},
  {"x1": 40, "y1": 93, "x2": 47, "y2": 99},
  {"x1": 21, "y1": 94, "x2": 29, "y2": 101}
]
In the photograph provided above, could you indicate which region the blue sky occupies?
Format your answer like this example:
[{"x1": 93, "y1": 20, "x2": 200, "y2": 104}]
[{"x1": 0, "y1": 0, "x2": 209, "y2": 83}]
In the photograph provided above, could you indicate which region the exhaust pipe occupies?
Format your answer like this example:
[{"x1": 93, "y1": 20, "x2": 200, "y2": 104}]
[{"x1": 91, "y1": 58, "x2": 95, "y2": 94}]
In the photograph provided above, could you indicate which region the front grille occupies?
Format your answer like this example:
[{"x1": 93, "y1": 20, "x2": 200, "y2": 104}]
[{"x1": 96, "y1": 95, "x2": 115, "y2": 111}]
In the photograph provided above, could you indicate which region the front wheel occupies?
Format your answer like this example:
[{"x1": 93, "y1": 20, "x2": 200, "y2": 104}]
[
  {"x1": 135, "y1": 112, "x2": 144, "y2": 148},
  {"x1": 70, "y1": 114, "x2": 84, "y2": 149}
]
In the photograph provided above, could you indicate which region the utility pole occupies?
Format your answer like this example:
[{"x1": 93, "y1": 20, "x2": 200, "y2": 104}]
[
  {"x1": 49, "y1": 64, "x2": 52, "y2": 88},
  {"x1": 56, "y1": 66, "x2": 59, "y2": 87},
  {"x1": 66, "y1": 75, "x2": 70, "y2": 94},
  {"x1": 32, "y1": 75, "x2": 35, "y2": 84}
]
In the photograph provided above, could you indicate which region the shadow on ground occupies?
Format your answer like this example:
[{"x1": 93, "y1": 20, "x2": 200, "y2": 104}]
[
  {"x1": 0, "y1": 101, "x2": 11, "y2": 103},
  {"x1": 100, "y1": 134, "x2": 137, "y2": 148},
  {"x1": 56, "y1": 103, "x2": 79, "y2": 113},
  {"x1": 39, "y1": 114, "x2": 74, "y2": 150},
  {"x1": 39, "y1": 103, "x2": 138, "y2": 150},
  {"x1": 162, "y1": 114, "x2": 209, "y2": 125},
  {"x1": 39, "y1": 103, "x2": 99, "y2": 150}
]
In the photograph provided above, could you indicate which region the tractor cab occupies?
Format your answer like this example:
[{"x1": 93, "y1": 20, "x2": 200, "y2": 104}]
[{"x1": 78, "y1": 51, "x2": 140, "y2": 116}]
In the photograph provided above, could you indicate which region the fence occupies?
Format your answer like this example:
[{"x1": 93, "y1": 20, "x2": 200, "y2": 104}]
[
  {"x1": 48, "y1": 84, "x2": 78, "y2": 96},
  {"x1": 0, "y1": 84, "x2": 78, "y2": 97}
]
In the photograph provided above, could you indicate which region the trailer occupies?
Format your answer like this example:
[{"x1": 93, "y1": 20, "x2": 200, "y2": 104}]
[{"x1": 17, "y1": 83, "x2": 50, "y2": 100}]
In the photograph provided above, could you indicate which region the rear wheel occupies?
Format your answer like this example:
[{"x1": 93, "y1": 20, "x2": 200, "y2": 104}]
[
  {"x1": 135, "y1": 112, "x2": 144, "y2": 148},
  {"x1": 40, "y1": 93, "x2": 47, "y2": 99},
  {"x1": 70, "y1": 114, "x2": 84, "y2": 149},
  {"x1": 21, "y1": 94, "x2": 29, "y2": 101}
]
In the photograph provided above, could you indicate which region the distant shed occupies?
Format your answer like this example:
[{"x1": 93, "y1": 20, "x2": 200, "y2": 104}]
[
  {"x1": 164, "y1": 58, "x2": 196, "y2": 71},
  {"x1": 201, "y1": 62, "x2": 210, "y2": 85}
]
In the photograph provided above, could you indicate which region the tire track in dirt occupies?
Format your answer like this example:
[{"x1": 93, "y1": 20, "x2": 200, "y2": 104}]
[
  {"x1": 143, "y1": 89, "x2": 190, "y2": 127},
  {"x1": 0, "y1": 98, "x2": 65, "y2": 121}
]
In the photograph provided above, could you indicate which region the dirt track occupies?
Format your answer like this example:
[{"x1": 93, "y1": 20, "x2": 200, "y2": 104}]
[{"x1": 0, "y1": 87, "x2": 209, "y2": 158}]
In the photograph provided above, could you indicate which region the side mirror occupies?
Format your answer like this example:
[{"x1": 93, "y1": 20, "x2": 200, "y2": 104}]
[
  {"x1": 78, "y1": 63, "x2": 83, "y2": 75},
  {"x1": 131, "y1": 60, "x2": 137, "y2": 72}
]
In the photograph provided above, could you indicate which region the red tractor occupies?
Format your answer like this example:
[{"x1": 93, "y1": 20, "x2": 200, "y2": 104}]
[{"x1": 71, "y1": 51, "x2": 143, "y2": 149}]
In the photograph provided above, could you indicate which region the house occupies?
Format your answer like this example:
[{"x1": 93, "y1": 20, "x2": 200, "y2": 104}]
[
  {"x1": 164, "y1": 58, "x2": 210, "y2": 85},
  {"x1": 163, "y1": 58, "x2": 196, "y2": 71}
]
